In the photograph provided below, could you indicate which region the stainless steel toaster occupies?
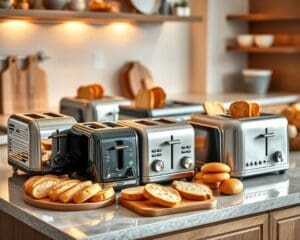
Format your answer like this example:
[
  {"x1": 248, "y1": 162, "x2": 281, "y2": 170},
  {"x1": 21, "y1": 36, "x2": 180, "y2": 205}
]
[
  {"x1": 60, "y1": 96, "x2": 131, "y2": 122},
  {"x1": 51, "y1": 121, "x2": 139, "y2": 190},
  {"x1": 120, "y1": 118, "x2": 195, "y2": 184},
  {"x1": 7, "y1": 112, "x2": 77, "y2": 174},
  {"x1": 189, "y1": 113, "x2": 289, "y2": 178}
]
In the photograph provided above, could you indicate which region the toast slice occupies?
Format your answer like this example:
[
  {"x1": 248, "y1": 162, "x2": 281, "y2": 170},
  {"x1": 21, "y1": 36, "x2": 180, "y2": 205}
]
[
  {"x1": 23, "y1": 176, "x2": 41, "y2": 195},
  {"x1": 73, "y1": 183, "x2": 102, "y2": 204},
  {"x1": 251, "y1": 103, "x2": 260, "y2": 117},
  {"x1": 91, "y1": 84, "x2": 104, "y2": 99},
  {"x1": 77, "y1": 86, "x2": 95, "y2": 100},
  {"x1": 229, "y1": 101, "x2": 252, "y2": 119},
  {"x1": 58, "y1": 181, "x2": 92, "y2": 203},
  {"x1": 143, "y1": 183, "x2": 181, "y2": 208},
  {"x1": 90, "y1": 188, "x2": 115, "y2": 202},
  {"x1": 27, "y1": 175, "x2": 59, "y2": 195},
  {"x1": 151, "y1": 87, "x2": 166, "y2": 108},
  {"x1": 49, "y1": 180, "x2": 80, "y2": 202},
  {"x1": 204, "y1": 101, "x2": 226, "y2": 116},
  {"x1": 31, "y1": 178, "x2": 60, "y2": 199},
  {"x1": 120, "y1": 186, "x2": 145, "y2": 201},
  {"x1": 172, "y1": 181, "x2": 213, "y2": 201},
  {"x1": 135, "y1": 88, "x2": 155, "y2": 109}
]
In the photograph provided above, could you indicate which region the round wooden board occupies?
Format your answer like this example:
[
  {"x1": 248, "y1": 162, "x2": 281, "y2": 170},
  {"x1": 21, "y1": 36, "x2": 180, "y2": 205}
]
[{"x1": 24, "y1": 194, "x2": 115, "y2": 211}]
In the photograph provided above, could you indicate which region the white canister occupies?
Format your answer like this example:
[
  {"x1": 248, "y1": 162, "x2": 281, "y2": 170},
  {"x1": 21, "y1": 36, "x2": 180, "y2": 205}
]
[{"x1": 69, "y1": 0, "x2": 86, "y2": 11}]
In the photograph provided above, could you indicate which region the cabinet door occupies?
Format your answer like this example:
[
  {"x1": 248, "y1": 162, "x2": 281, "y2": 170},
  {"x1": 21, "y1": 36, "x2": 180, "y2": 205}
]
[
  {"x1": 148, "y1": 214, "x2": 268, "y2": 240},
  {"x1": 270, "y1": 206, "x2": 300, "y2": 240}
]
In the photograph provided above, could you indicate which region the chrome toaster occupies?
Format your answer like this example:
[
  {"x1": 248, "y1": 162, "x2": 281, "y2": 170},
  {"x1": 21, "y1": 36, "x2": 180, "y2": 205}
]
[
  {"x1": 120, "y1": 118, "x2": 195, "y2": 184},
  {"x1": 52, "y1": 121, "x2": 139, "y2": 190},
  {"x1": 60, "y1": 96, "x2": 131, "y2": 122},
  {"x1": 8, "y1": 112, "x2": 77, "y2": 174},
  {"x1": 189, "y1": 113, "x2": 289, "y2": 178}
]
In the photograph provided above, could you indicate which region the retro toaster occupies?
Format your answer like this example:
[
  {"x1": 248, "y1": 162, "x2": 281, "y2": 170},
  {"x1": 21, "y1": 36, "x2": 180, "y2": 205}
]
[
  {"x1": 189, "y1": 113, "x2": 289, "y2": 178},
  {"x1": 52, "y1": 121, "x2": 139, "y2": 189},
  {"x1": 120, "y1": 118, "x2": 195, "y2": 184},
  {"x1": 8, "y1": 112, "x2": 77, "y2": 174},
  {"x1": 60, "y1": 96, "x2": 131, "y2": 122}
]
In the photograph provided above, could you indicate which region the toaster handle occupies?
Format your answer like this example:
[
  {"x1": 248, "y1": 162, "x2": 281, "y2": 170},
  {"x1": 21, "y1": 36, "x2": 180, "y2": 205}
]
[
  {"x1": 258, "y1": 132, "x2": 275, "y2": 138},
  {"x1": 166, "y1": 139, "x2": 181, "y2": 145},
  {"x1": 113, "y1": 145, "x2": 129, "y2": 150}
]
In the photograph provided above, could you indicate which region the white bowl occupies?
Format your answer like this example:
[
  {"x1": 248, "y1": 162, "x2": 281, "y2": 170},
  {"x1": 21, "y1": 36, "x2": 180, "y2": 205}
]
[
  {"x1": 242, "y1": 69, "x2": 272, "y2": 94},
  {"x1": 237, "y1": 35, "x2": 254, "y2": 47},
  {"x1": 254, "y1": 35, "x2": 274, "y2": 48}
]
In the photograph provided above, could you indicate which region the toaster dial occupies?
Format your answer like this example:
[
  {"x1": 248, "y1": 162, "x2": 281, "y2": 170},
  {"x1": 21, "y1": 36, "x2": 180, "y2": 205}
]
[
  {"x1": 181, "y1": 157, "x2": 193, "y2": 169},
  {"x1": 152, "y1": 160, "x2": 164, "y2": 172},
  {"x1": 126, "y1": 167, "x2": 136, "y2": 177},
  {"x1": 273, "y1": 151, "x2": 283, "y2": 162}
]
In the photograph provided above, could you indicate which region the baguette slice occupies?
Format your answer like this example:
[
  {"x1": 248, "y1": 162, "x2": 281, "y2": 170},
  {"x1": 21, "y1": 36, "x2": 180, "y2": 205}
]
[
  {"x1": 49, "y1": 180, "x2": 80, "y2": 202},
  {"x1": 73, "y1": 183, "x2": 102, "y2": 204},
  {"x1": 90, "y1": 188, "x2": 115, "y2": 202},
  {"x1": 23, "y1": 176, "x2": 41, "y2": 195},
  {"x1": 27, "y1": 175, "x2": 59, "y2": 195},
  {"x1": 143, "y1": 183, "x2": 181, "y2": 208},
  {"x1": 58, "y1": 181, "x2": 93, "y2": 203},
  {"x1": 120, "y1": 186, "x2": 145, "y2": 201},
  {"x1": 31, "y1": 178, "x2": 60, "y2": 199},
  {"x1": 204, "y1": 101, "x2": 226, "y2": 116},
  {"x1": 172, "y1": 181, "x2": 213, "y2": 201}
]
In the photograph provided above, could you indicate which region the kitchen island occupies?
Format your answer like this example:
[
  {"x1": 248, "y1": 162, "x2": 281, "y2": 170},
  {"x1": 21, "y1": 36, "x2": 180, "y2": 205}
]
[{"x1": 1, "y1": 147, "x2": 300, "y2": 240}]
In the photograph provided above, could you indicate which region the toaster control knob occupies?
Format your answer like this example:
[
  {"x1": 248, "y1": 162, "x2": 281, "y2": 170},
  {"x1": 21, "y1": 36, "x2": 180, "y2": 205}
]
[
  {"x1": 126, "y1": 167, "x2": 136, "y2": 177},
  {"x1": 105, "y1": 172, "x2": 111, "y2": 179},
  {"x1": 181, "y1": 157, "x2": 193, "y2": 169},
  {"x1": 273, "y1": 151, "x2": 283, "y2": 162},
  {"x1": 152, "y1": 160, "x2": 164, "y2": 172}
]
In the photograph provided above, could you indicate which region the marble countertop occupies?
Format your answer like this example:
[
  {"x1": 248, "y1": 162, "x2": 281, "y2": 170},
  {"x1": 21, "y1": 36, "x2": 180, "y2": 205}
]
[{"x1": 1, "y1": 147, "x2": 300, "y2": 240}]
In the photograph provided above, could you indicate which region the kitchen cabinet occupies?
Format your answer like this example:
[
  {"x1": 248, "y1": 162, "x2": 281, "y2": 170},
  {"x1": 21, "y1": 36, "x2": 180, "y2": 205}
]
[
  {"x1": 270, "y1": 206, "x2": 300, "y2": 240},
  {"x1": 147, "y1": 214, "x2": 269, "y2": 240}
]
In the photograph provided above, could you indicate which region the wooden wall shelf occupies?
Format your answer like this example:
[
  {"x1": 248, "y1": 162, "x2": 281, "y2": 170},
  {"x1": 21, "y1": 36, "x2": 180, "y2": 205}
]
[
  {"x1": 227, "y1": 14, "x2": 300, "y2": 22},
  {"x1": 227, "y1": 45, "x2": 300, "y2": 54},
  {"x1": 0, "y1": 9, "x2": 202, "y2": 24}
]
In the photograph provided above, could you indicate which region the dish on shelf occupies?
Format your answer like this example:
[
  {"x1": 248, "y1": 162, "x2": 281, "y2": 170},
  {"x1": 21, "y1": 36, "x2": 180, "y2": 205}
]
[
  {"x1": 242, "y1": 69, "x2": 272, "y2": 94},
  {"x1": 129, "y1": 0, "x2": 162, "y2": 15},
  {"x1": 254, "y1": 35, "x2": 274, "y2": 48},
  {"x1": 237, "y1": 34, "x2": 254, "y2": 47}
]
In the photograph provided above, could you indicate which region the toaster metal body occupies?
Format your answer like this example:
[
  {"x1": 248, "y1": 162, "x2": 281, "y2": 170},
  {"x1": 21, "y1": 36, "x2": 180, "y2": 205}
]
[
  {"x1": 52, "y1": 121, "x2": 139, "y2": 189},
  {"x1": 8, "y1": 112, "x2": 77, "y2": 174},
  {"x1": 60, "y1": 96, "x2": 131, "y2": 122},
  {"x1": 119, "y1": 100, "x2": 202, "y2": 121},
  {"x1": 189, "y1": 113, "x2": 289, "y2": 178},
  {"x1": 120, "y1": 118, "x2": 195, "y2": 184}
]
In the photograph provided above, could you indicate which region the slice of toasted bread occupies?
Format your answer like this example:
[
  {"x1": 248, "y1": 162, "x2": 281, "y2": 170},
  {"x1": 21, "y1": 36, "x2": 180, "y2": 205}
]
[
  {"x1": 143, "y1": 183, "x2": 181, "y2": 208},
  {"x1": 229, "y1": 101, "x2": 252, "y2": 119},
  {"x1": 204, "y1": 101, "x2": 226, "y2": 116},
  {"x1": 193, "y1": 179, "x2": 220, "y2": 190},
  {"x1": 151, "y1": 87, "x2": 166, "y2": 108},
  {"x1": 31, "y1": 178, "x2": 60, "y2": 199},
  {"x1": 172, "y1": 181, "x2": 213, "y2": 201},
  {"x1": 23, "y1": 176, "x2": 42, "y2": 194},
  {"x1": 201, "y1": 162, "x2": 231, "y2": 173},
  {"x1": 120, "y1": 186, "x2": 145, "y2": 201},
  {"x1": 58, "y1": 181, "x2": 92, "y2": 203},
  {"x1": 202, "y1": 172, "x2": 230, "y2": 184},
  {"x1": 90, "y1": 188, "x2": 115, "y2": 202},
  {"x1": 27, "y1": 175, "x2": 59, "y2": 194},
  {"x1": 251, "y1": 103, "x2": 260, "y2": 117},
  {"x1": 77, "y1": 86, "x2": 95, "y2": 100},
  {"x1": 91, "y1": 84, "x2": 104, "y2": 99},
  {"x1": 49, "y1": 180, "x2": 80, "y2": 202},
  {"x1": 73, "y1": 183, "x2": 102, "y2": 204},
  {"x1": 135, "y1": 88, "x2": 155, "y2": 109}
]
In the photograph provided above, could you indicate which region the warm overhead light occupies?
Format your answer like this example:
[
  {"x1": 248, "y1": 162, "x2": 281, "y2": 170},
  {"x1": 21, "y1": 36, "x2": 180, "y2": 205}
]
[
  {"x1": 109, "y1": 22, "x2": 134, "y2": 33},
  {"x1": 0, "y1": 20, "x2": 33, "y2": 41},
  {"x1": 2, "y1": 20, "x2": 29, "y2": 28},
  {"x1": 62, "y1": 21, "x2": 86, "y2": 30}
]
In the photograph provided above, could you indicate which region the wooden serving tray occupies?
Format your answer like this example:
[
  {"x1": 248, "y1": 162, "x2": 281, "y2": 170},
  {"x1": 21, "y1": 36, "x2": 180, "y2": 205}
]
[
  {"x1": 119, "y1": 197, "x2": 217, "y2": 217},
  {"x1": 24, "y1": 194, "x2": 115, "y2": 211}
]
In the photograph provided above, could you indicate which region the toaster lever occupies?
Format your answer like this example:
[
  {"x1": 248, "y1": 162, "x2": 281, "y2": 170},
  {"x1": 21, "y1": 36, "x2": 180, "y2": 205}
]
[
  {"x1": 166, "y1": 139, "x2": 181, "y2": 145},
  {"x1": 113, "y1": 145, "x2": 129, "y2": 150},
  {"x1": 258, "y1": 133, "x2": 275, "y2": 138}
]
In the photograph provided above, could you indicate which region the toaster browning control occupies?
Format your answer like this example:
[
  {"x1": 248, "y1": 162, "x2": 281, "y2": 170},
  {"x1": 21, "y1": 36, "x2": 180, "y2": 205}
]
[
  {"x1": 273, "y1": 151, "x2": 283, "y2": 162},
  {"x1": 181, "y1": 157, "x2": 193, "y2": 169},
  {"x1": 152, "y1": 160, "x2": 165, "y2": 172}
]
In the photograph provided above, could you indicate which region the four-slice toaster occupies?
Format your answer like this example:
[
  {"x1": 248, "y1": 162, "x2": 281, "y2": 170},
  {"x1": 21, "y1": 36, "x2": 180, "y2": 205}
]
[
  {"x1": 8, "y1": 112, "x2": 77, "y2": 174},
  {"x1": 189, "y1": 113, "x2": 289, "y2": 178},
  {"x1": 51, "y1": 121, "x2": 139, "y2": 190},
  {"x1": 60, "y1": 96, "x2": 131, "y2": 122},
  {"x1": 120, "y1": 118, "x2": 195, "y2": 183}
]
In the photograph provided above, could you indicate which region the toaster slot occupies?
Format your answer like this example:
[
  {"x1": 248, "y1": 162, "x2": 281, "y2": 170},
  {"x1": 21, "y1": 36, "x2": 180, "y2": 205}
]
[
  {"x1": 114, "y1": 141, "x2": 128, "y2": 171},
  {"x1": 102, "y1": 122, "x2": 122, "y2": 128},
  {"x1": 83, "y1": 123, "x2": 104, "y2": 129},
  {"x1": 42, "y1": 112, "x2": 63, "y2": 118},
  {"x1": 24, "y1": 113, "x2": 45, "y2": 119},
  {"x1": 154, "y1": 118, "x2": 176, "y2": 124},
  {"x1": 135, "y1": 120, "x2": 157, "y2": 126}
]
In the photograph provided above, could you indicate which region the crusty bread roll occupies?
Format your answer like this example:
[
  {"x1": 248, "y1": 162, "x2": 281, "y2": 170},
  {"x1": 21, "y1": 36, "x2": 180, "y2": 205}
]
[
  {"x1": 229, "y1": 101, "x2": 252, "y2": 119},
  {"x1": 31, "y1": 178, "x2": 60, "y2": 199},
  {"x1": 220, "y1": 178, "x2": 243, "y2": 195},
  {"x1": 73, "y1": 183, "x2": 102, "y2": 204},
  {"x1": 49, "y1": 180, "x2": 80, "y2": 202},
  {"x1": 23, "y1": 176, "x2": 41, "y2": 194},
  {"x1": 120, "y1": 186, "x2": 146, "y2": 201},
  {"x1": 201, "y1": 163, "x2": 230, "y2": 173},
  {"x1": 90, "y1": 188, "x2": 115, "y2": 202},
  {"x1": 202, "y1": 172, "x2": 230, "y2": 184},
  {"x1": 204, "y1": 101, "x2": 226, "y2": 116},
  {"x1": 251, "y1": 103, "x2": 260, "y2": 117},
  {"x1": 58, "y1": 181, "x2": 92, "y2": 203},
  {"x1": 172, "y1": 181, "x2": 213, "y2": 201},
  {"x1": 143, "y1": 183, "x2": 181, "y2": 208}
]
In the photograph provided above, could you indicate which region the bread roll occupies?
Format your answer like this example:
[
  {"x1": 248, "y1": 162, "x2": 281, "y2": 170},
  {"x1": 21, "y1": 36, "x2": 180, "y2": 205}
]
[
  {"x1": 73, "y1": 183, "x2": 102, "y2": 204},
  {"x1": 90, "y1": 188, "x2": 115, "y2": 202},
  {"x1": 49, "y1": 180, "x2": 80, "y2": 201},
  {"x1": 202, "y1": 173, "x2": 230, "y2": 183},
  {"x1": 204, "y1": 101, "x2": 226, "y2": 116},
  {"x1": 172, "y1": 181, "x2": 213, "y2": 201},
  {"x1": 220, "y1": 178, "x2": 243, "y2": 195},
  {"x1": 58, "y1": 181, "x2": 92, "y2": 203},
  {"x1": 201, "y1": 163, "x2": 230, "y2": 173},
  {"x1": 144, "y1": 183, "x2": 181, "y2": 208},
  {"x1": 120, "y1": 186, "x2": 145, "y2": 201}
]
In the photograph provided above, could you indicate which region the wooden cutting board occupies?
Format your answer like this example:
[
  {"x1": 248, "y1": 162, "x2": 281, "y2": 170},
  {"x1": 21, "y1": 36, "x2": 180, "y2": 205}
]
[
  {"x1": 26, "y1": 55, "x2": 49, "y2": 112},
  {"x1": 24, "y1": 194, "x2": 116, "y2": 211},
  {"x1": 119, "y1": 197, "x2": 217, "y2": 217}
]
